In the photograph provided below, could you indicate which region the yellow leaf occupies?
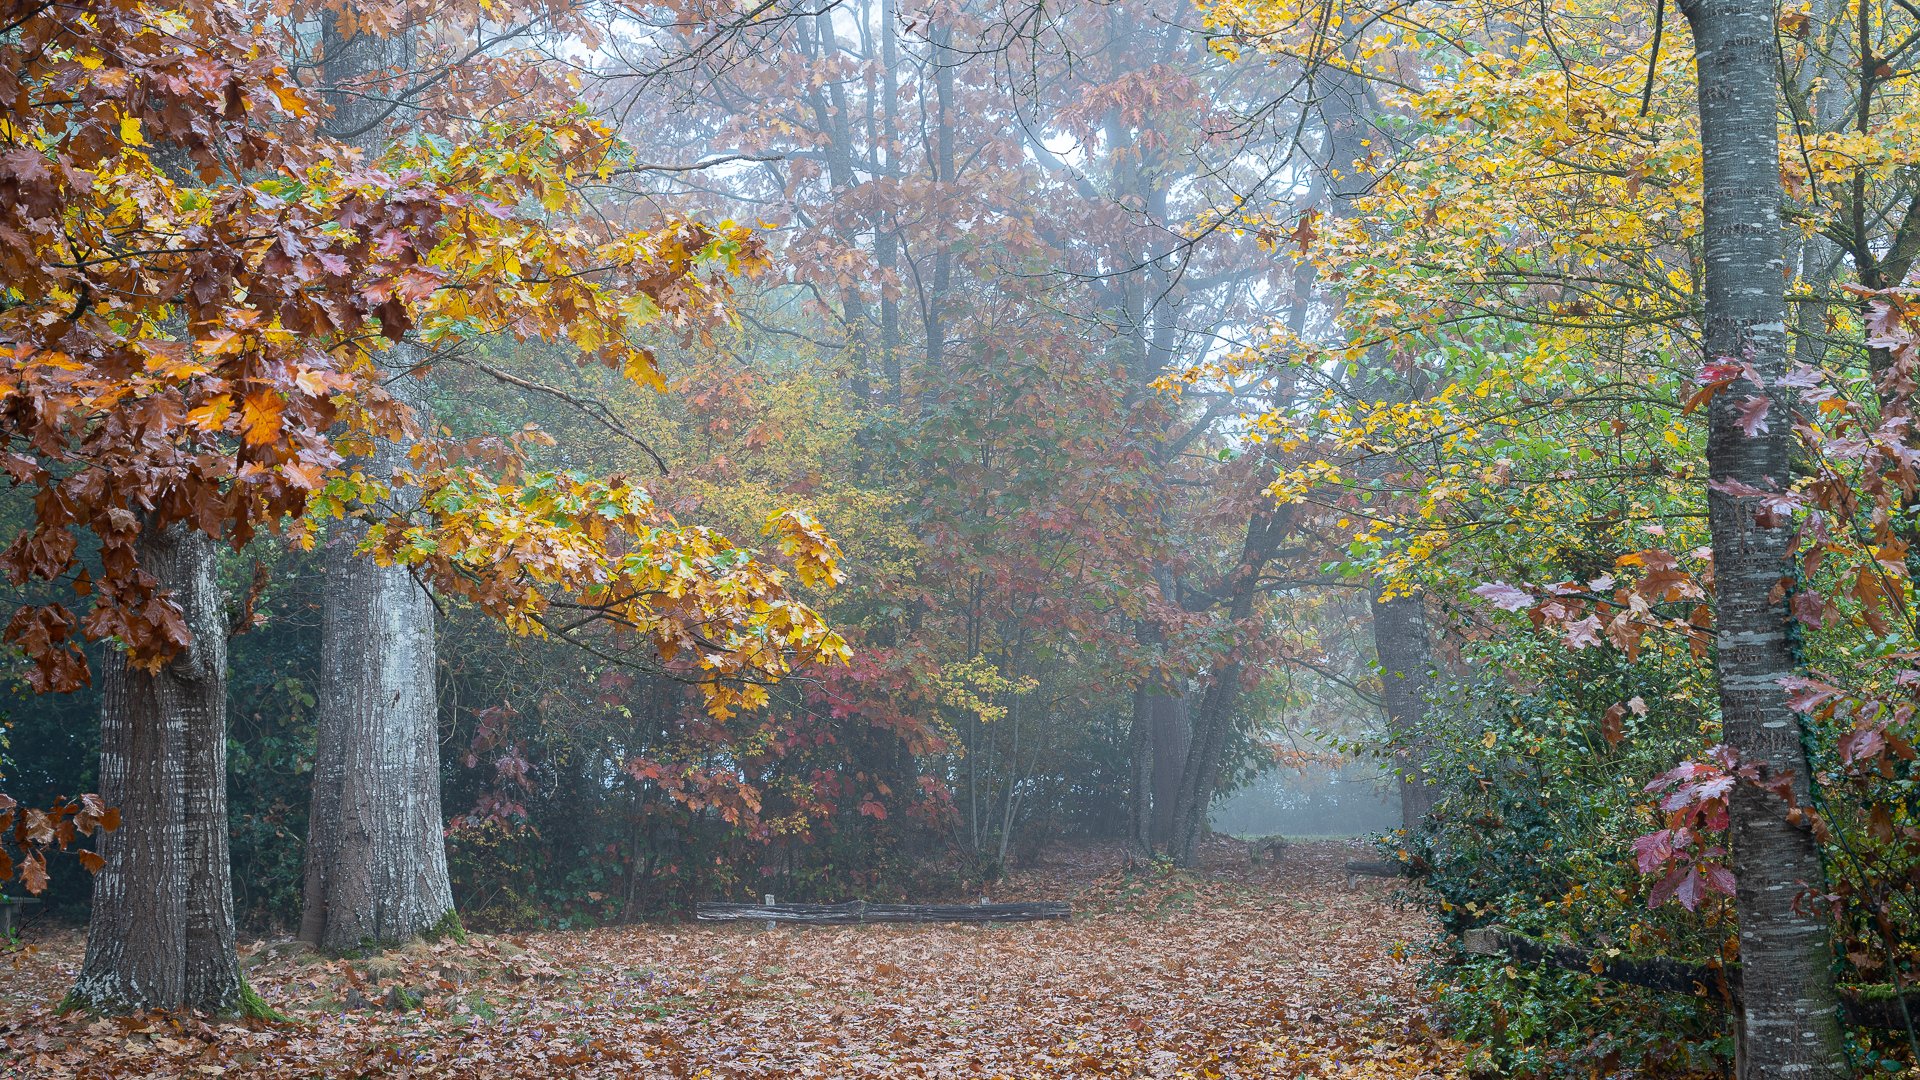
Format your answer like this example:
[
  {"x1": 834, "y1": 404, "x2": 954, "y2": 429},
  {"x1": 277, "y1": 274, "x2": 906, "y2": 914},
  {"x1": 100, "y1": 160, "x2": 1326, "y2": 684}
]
[
  {"x1": 120, "y1": 116, "x2": 143, "y2": 146},
  {"x1": 271, "y1": 84, "x2": 308, "y2": 117},
  {"x1": 186, "y1": 395, "x2": 234, "y2": 432}
]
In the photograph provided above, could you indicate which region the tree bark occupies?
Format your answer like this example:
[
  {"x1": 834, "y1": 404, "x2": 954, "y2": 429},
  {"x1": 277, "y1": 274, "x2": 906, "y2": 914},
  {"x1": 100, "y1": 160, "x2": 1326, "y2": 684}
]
[
  {"x1": 1679, "y1": 0, "x2": 1850, "y2": 1074},
  {"x1": 1313, "y1": 65, "x2": 1442, "y2": 834},
  {"x1": 70, "y1": 527, "x2": 244, "y2": 1014},
  {"x1": 301, "y1": 11, "x2": 456, "y2": 952},
  {"x1": 302, "y1": 370, "x2": 455, "y2": 951},
  {"x1": 1124, "y1": 685, "x2": 1155, "y2": 856},
  {"x1": 1369, "y1": 590, "x2": 1436, "y2": 832},
  {"x1": 1147, "y1": 693, "x2": 1190, "y2": 847}
]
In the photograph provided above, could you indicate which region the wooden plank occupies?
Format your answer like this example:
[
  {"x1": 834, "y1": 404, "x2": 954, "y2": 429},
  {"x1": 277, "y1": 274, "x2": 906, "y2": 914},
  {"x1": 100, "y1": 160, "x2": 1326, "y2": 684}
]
[{"x1": 696, "y1": 900, "x2": 1070, "y2": 924}]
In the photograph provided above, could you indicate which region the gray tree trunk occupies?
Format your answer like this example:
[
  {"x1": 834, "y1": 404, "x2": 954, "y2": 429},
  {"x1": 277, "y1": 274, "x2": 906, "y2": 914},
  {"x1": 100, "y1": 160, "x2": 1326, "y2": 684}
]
[
  {"x1": 1147, "y1": 693, "x2": 1190, "y2": 847},
  {"x1": 302, "y1": 369, "x2": 454, "y2": 951},
  {"x1": 1679, "y1": 0, "x2": 1849, "y2": 1074},
  {"x1": 300, "y1": 13, "x2": 455, "y2": 952},
  {"x1": 70, "y1": 527, "x2": 244, "y2": 1014},
  {"x1": 1166, "y1": 506, "x2": 1291, "y2": 866},
  {"x1": 1369, "y1": 591, "x2": 1436, "y2": 832},
  {"x1": 1124, "y1": 685, "x2": 1154, "y2": 856},
  {"x1": 1312, "y1": 65, "x2": 1442, "y2": 834}
]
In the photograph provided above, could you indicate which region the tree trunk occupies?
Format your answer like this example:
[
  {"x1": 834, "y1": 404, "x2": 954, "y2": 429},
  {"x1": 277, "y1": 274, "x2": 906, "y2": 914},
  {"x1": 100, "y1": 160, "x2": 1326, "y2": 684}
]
[
  {"x1": 302, "y1": 369, "x2": 454, "y2": 951},
  {"x1": 1166, "y1": 505, "x2": 1291, "y2": 866},
  {"x1": 301, "y1": 11, "x2": 455, "y2": 951},
  {"x1": 1314, "y1": 66, "x2": 1442, "y2": 834},
  {"x1": 1369, "y1": 590, "x2": 1436, "y2": 832},
  {"x1": 1167, "y1": 671, "x2": 1236, "y2": 868},
  {"x1": 70, "y1": 527, "x2": 244, "y2": 1014},
  {"x1": 1147, "y1": 693, "x2": 1189, "y2": 847},
  {"x1": 1124, "y1": 685, "x2": 1154, "y2": 856},
  {"x1": 1679, "y1": 0, "x2": 1849, "y2": 1074}
]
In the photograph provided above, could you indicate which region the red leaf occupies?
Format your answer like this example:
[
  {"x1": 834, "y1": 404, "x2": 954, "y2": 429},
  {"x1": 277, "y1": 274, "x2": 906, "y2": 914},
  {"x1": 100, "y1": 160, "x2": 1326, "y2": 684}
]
[
  {"x1": 1632, "y1": 829, "x2": 1675, "y2": 874},
  {"x1": 1602, "y1": 703, "x2": 1625, "y2": 747},
  {"x1": 1702, "y1": 863, "x2": 1737, "y2": 897},
  {"x1": 18, "y1": 853, "x2": 47, "y2": 895},
  {"x1": 1839, "y1": 723, "x2": 1888, "y2": 765}
]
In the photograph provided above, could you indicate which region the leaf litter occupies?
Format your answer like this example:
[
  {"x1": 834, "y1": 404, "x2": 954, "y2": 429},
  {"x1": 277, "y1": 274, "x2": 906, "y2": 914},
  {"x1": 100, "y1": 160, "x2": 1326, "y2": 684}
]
[{"x1": 0, "y1": 840, "x2": 1466, "y2": 1078}]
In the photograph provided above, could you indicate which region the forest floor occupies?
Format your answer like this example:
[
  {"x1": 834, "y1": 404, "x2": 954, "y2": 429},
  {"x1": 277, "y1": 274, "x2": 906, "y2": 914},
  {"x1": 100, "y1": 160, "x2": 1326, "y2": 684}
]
[{"x1": 0, "y1": 839, "x2": 1468, "y2": 1079}]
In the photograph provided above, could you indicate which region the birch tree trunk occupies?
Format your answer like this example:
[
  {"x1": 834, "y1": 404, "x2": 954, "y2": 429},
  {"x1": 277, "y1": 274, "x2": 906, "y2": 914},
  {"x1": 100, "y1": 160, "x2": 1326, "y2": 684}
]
[
  {"x1": 1678, "y1": 0, "x2": 1849, "y2": 1073},
  {"x1": 70, "y1": 527, "x2": 245, "y2": 1014},
  {"x1": 300, "y1": 12, "x2": 456, "y2": 952}
]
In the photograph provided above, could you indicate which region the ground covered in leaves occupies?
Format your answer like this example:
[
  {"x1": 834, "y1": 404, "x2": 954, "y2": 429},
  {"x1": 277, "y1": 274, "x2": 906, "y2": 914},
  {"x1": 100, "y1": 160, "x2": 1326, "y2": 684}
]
[{"x1": 0, "y1": 840, "x2": 1466, "y2": 1078}]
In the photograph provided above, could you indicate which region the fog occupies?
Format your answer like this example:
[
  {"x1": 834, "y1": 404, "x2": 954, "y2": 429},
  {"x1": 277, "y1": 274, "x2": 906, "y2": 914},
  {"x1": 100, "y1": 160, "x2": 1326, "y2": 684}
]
[{"x1": 1210, "y1": 762, "x2": 1402, "y2": 839}]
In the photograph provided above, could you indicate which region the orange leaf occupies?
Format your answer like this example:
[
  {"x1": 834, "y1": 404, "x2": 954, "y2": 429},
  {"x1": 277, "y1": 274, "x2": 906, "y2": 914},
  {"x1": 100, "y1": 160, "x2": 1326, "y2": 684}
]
[{"x1": 240, "y1": 391, "x2": 284, "y2": 447}]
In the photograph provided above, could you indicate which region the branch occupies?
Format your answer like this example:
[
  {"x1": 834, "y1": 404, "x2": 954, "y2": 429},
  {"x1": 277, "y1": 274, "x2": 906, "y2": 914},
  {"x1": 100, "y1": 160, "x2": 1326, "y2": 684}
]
[{"x1": 458, "y1": 358, "x2": 671, "y2": 475}]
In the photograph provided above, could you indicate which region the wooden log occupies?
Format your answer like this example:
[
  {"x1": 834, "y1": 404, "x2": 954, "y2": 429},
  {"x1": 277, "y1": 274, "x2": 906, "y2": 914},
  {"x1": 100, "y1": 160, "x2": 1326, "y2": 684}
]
[
  {"x1": 1344, "y1": 859, "x2": 1407, "y2": 888},
  {"x1": 695, "y1": 900, "x2": 1070, "y2": 924},
  {"x1": 1463, "y1": 925, "x2": 1737, "y2": 999},
  {"x1": 1463, "y1": 923, "x2": 1920, "y2": 1030}
]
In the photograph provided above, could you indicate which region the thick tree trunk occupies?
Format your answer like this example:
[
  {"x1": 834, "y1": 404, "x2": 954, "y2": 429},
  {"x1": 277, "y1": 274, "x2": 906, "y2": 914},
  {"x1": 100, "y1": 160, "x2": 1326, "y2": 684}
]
[
  {"x1": 70, "y1": 528, "x2": 244, "y2": 1014},
  {"x1": 1313, "y1": 67, "x2": 1441, "y2": 834},
  {"x1": 1369, "y1": 590, "x2": 1436, "y2": 832},
  {"x1": 1679, "y1": 1, "x2": 1849, "y2": 1074},
  {"x1": 303, "y1": 370, "x2": 454, "y2": 951},
  {"x1": 301, "y1": 12, "x2": 454, "y2": 951},
  {"x1": 1167, "y1": 669, "x2": 1237, "y2": 867},
  {"x1": 1147, "y1": 693, "x2": 1189, "y2": 847}
]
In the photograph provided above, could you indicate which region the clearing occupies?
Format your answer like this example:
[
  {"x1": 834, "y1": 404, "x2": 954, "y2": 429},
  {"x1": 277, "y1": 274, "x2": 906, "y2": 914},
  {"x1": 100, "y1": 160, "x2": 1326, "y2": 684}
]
[{"x1": 0, "y1": 840, "x2": 1466, "y2": 1078}]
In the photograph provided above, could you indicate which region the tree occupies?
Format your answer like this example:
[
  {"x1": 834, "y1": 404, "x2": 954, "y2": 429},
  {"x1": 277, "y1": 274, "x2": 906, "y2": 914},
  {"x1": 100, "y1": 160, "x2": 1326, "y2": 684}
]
[
  {"x1": 0, "y1": 0, "x2": 847, "y2": 1013},
  {"x1": 1678, "y1": 0, "x2": 1849, "y2": 1070},
  {"x1": 0, "y1": 0, "x2": 408, "y2": 1015},
  {"x1": 69, "y1": 528, "x2": 248, "y2": 1014},
  {"x1": 1201, "y1": 0, "x2": 1872, "y2": 1069},
  {"x1": 298, "y1": 6, "x2": 455, "y2": 955}
]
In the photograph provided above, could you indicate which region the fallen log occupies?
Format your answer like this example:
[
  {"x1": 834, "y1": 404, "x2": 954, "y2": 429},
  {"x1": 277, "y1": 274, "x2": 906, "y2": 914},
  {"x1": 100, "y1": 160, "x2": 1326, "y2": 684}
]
[
  {"x1": 1463, "y1": 925, "x2": 1737, "y2": 999},
  {"x1": 696, "y1": 900, "x2": 1070, "y2": 924},
  {"x1": 1344, "y1": 859, "x2": 1408, "y2": 888},
  {"x1": 1464, "y1": 924, "x2": 1920, "y2": 1030}
]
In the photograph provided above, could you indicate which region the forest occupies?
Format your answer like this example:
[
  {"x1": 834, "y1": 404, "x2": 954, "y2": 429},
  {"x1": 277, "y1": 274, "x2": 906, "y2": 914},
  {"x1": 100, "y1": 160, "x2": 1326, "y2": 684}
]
[{"x1": 1, "y1": 0, "x2": 1918, "y2": 1076}]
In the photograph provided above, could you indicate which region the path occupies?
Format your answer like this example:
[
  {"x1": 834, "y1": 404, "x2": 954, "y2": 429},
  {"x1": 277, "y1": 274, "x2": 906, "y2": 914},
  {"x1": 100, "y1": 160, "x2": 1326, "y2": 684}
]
[{"x1": 0, "y1": 840, "x2": 1466, "y2": 1078}]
